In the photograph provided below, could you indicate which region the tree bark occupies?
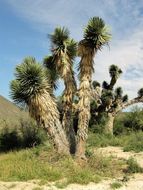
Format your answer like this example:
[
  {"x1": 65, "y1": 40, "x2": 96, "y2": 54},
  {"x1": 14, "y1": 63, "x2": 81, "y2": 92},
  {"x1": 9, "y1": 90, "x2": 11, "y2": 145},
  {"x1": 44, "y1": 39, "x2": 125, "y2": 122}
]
[
  {"x1": 104, "y1": 97, "x2": 143, "y2": 135},
  {"x1": 45, "y1": 117, "x2": 70, "y2": 154},
  {"x1": 76, "y1": 48, "x2": 95, "y2": 159},
  {"x1": 114, "y1": 97, "x2": 143, "y2": 115},
  {"x1": 62, "y1": 73, "x2": 76, "y2": 154},
  {"x1": 76, "y1": 108, "x2": 90, "y2": 159},
  {"x1": 104, "y1": 113, "x2": 115, "y2": 135},
  {"x1": 29, "y1": 91, "x2": 70, "y2": 155},
  {"x1": 55, "y1": 53, "x2": 77, "y2": 154},
  {"x1": 62, "y1": 106, "x2": 76, "y2": 154},
  {"x1": 122, "y1": 97, "x2": 143, "y2": 110}
]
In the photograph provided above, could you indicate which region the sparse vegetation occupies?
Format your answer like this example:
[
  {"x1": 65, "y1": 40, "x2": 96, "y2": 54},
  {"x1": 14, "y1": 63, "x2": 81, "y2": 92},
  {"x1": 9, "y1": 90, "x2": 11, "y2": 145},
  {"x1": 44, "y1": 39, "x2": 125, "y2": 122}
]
[
  {"x1": 87, "y1": 131, "x2": 143, "y2": 153},
  {"x1": 32, "y1": 187, "x2": 43, "y2": 190},
  {"x1": 110, "y1": 181, "x2": 122, "y2": 189},
  {"x1": 0, "y1": 120, "x2": 46, "y2": 152},
  {"x1": 8, "y1": 183, "x2": 17, "y2": 189},
  {"x1": 0, "y1": 144, "x2": 125, "y2": 184},
  {"x1": 126, "y1": 157, "x2": 143, "y2": 173}
]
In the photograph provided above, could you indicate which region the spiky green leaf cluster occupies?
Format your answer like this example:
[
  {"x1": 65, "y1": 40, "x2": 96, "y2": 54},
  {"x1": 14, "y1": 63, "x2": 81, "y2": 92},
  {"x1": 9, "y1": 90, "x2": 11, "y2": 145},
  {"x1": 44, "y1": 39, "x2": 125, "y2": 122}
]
[
  {"x1": 83, "y1": 17, "x2": 111, "y2": 48},
  {"x1": 101, "y1": 91, "x2": 113, "y2": 105},
  {"x1": 109, "y1": 65, "x2": 122, "y2": 78},
  {"x1": 92, "y1": 80, "x2": 100, "y2": 88},
  {"x1": 122, "y1": 94, "x2": 128, "y2": 102},
  {"x1": 138, "y1": 88, "x2": 143, "y2": 97},
  {"x1": 102, "y1": 81, "x2": 109, "y2": 89},
  {"x1": 112, "y1": 102, "x2": 118, "y2": 109},
  {"x1": 66, "y1": 39, "x2": 77, "y2": 60},
  {"x1": 115, "y1": 87, "x2": 123, "y2": 98},
  {"x1": 10, "y1": 57, "x2": 50, "y2": 106},
  {"x1": 49, "y1": 27, "x2": 77, "y2": 60},
  {"x1": 49, "y1": 27, "x2": 69, "y2": 47}
]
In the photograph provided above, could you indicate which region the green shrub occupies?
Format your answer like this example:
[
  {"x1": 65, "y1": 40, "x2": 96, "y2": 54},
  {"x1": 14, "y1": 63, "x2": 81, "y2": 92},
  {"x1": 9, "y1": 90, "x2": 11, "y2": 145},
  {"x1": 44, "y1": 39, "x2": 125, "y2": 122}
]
[
  {"x1": 114, "y1": 114, "x2": 129, "y2": 135},
  {"x1": 126, "y1": 157, "x2": 143, "y2": 173},
  {"x1": 110, "y1": 181, "x2": 122, "y2": 189},
  {"x1": 87, "y1": 133, "x2": 122, "y2": 148},
  {"x1": 0, "y1": 127, "x2": 21, "y2": 152},
  {"x1": 123, "y1": 132, "x2": 143, "y2": 152},
  {"x1": 0, "y1": 119, "x2": 46, "y2": 152},
  {"x1": 0, "y1": 145, "x2": 125, "y2": 183},
  {"x1": 19, "y1": 120, "x2": 46, "y2": 148},
  {"x1": 123, "y1": 106, "x2": 143, "y2": 132},
  {"x1": 89, "y1": 112, "x2": 107, "y2": 134}
]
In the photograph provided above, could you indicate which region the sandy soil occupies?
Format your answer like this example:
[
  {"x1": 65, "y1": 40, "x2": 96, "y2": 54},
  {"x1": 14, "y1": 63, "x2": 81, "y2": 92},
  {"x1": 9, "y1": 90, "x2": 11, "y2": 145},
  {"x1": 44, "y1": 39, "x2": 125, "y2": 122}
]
[
  {"x1": 0, "y1": 176, "x2": 143, "y2": 190},
  {"x1": 0, "y1": 147, "x2": 143, "y2": 190},
  {"x1": 95, "y1": 146, "x2": 143, "y2": 168}
]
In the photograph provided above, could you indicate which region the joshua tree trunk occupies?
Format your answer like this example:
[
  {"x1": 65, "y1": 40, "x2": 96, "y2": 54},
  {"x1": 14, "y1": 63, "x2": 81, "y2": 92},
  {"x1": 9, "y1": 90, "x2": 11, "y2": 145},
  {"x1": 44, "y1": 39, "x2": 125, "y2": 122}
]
[
  {"x1": 76, "y1": 50, "x2": 94, "y2": 159},
  {"x1": 53, "y1": 47, "x2": 77, "y2": 154},
  {"x1": 29, "y1": 90, "x2": 70, "y2": 155},
  {"x1": 62, "y1": 107, "x2": 76, "y2": 154},
  {"x1": 104, "y1": 97, "x2": 143, "y2": 135},
  {"x1": 104, "y1": 113, "x2": 115, "y2": 135},
  {"x1": 62, "y1": 68, "x2": 77, "y2": 154},
  {"x1": 62, "y1": 81, "x2": 76, "y2": 154}
]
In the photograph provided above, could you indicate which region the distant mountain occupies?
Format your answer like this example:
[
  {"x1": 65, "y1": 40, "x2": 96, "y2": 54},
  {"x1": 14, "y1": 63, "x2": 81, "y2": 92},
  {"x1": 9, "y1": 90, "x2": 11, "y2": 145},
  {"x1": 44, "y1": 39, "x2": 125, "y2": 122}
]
[{"x1": 0, "y1": 95, "x2": 28, "y2": 127}]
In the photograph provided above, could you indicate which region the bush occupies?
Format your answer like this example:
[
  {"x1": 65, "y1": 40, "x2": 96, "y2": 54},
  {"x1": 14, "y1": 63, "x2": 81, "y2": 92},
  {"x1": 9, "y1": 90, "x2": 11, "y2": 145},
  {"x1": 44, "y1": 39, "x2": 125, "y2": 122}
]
[
  {"x1": 123, "y1": 132, "x2": 143, "y2": 152},
  {"x1": 113, "y1": 114, "x2": 129, "y2": 135},
  {"x1": 123, "y1": 106, "x2": 143, "y2": 132},
  {"x1": 110, "y1": 182, "x2": 122, "y2": 189},
  {"x1": 19, "y1": 120, "x2": 46, "y2": 148},
  {"x1": 0, "y1": 127, "x2": 21, "y2": 152},
  {"x1": 113, "y1": 106, "x2": 143, "y2": 135},
  {"x1": 126, "y1": 157, "x2": 143, "y2": 173},
  {"x1": 89, "y1": 113, "x2": 107, "y2": 134},
  {"x1": 0, "y1": 119, "x2": 46, "y2": 152},
  {"x1": 88, "y1": 131, "x2": 143, "y2": 153},
  {"x1": 87, "y1": 133, "x2": 122, "y2": 148}
]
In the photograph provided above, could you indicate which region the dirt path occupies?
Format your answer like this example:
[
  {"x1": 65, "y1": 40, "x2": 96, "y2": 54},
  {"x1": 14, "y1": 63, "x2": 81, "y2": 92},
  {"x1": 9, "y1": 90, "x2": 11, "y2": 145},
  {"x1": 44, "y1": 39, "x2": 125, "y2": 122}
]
[
  {"x1": 0, "y1": 175, "x2": 143, "y2": 190},
  {"x1": 94, "y1": 146, "x2": 143, "y2": 168},
  {"x1": 0, "y1": 146, "x2": 143, "y2": 190}
]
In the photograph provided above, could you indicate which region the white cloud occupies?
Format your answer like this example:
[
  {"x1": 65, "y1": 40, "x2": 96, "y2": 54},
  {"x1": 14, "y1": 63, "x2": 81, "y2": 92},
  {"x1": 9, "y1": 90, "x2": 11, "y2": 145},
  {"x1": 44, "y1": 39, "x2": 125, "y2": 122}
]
[{"x1": 6, "y1": 0, "x2": 143, "y2": 38}]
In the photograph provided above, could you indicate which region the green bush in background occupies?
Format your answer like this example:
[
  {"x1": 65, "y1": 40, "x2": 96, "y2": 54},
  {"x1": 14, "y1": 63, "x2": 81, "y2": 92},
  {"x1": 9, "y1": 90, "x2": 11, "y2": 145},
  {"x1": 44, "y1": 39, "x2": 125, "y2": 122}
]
[{"x1": 0, "y1": 119, "x2": 46, "y2": 152}]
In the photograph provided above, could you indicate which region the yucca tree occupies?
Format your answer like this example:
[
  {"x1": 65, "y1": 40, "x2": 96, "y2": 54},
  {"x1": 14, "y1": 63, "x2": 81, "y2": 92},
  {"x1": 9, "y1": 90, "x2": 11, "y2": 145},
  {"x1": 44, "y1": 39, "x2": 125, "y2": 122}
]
[
  {"x1": 76, "y1": 17, "x2": 111, "y2": 158},
  {"x1": 49, "y1": 27, "x2": 77, "y2": 153},
  {"x1": 92, "y1": 65, "x2": 128, "y2": 134},
  {"x1": 90, "y1": 65, "x2": 127, "y2": 135},
  {"x1": 103, "y1": 86, "x2": 128, "y2": 134},
  {"x1": 10, "y1": 57, "x2": 69, "y2": 154},
  {"x1": 109, "y1": 65, "x2": 122, "y2": 90}
]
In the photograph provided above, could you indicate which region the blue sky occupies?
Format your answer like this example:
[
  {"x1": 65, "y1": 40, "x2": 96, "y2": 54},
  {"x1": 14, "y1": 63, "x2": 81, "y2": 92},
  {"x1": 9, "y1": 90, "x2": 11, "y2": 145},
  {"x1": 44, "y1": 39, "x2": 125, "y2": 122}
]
[{"x1": 1, "y1": 0, "x2": 143, "y2": 104}]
